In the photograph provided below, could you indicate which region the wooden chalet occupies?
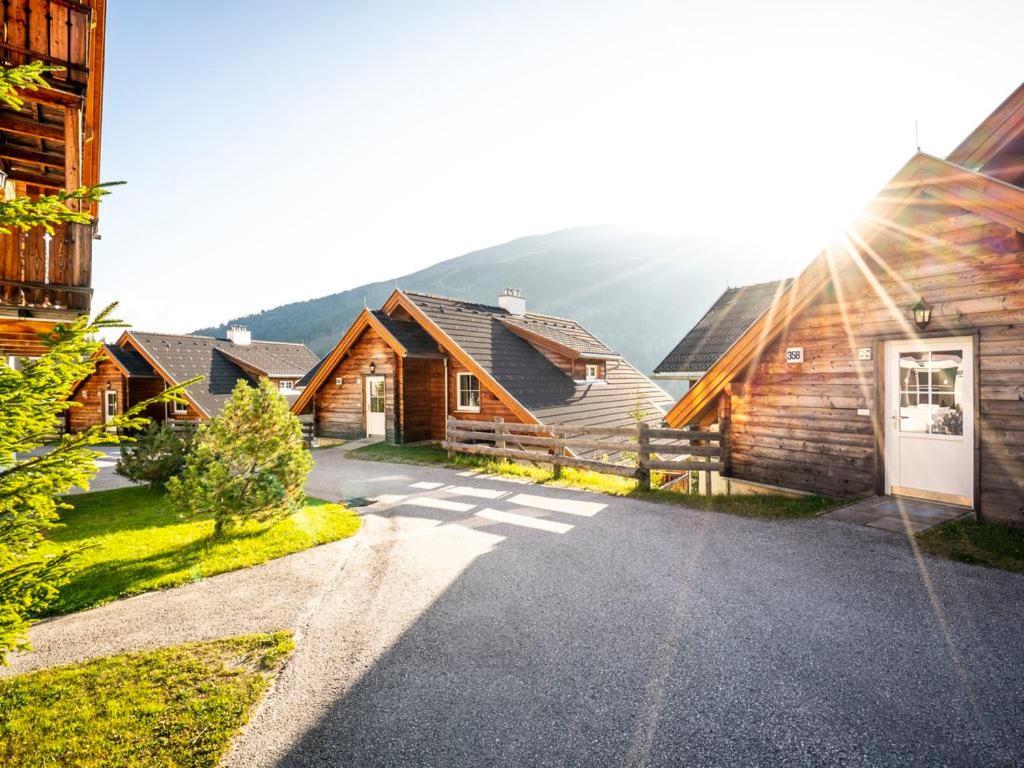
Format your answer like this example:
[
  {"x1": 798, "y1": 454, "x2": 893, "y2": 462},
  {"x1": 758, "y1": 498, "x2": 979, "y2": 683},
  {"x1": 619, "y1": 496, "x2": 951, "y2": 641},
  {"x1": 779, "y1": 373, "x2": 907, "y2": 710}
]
[
  {"x1": 292, "y1": 289, "x2": 673, "y2": 443},
  {"x1": 0, "y1": 0, "x2": 106, "y2": 361},
  {"x1": 67, "y1": 326, "x2": 318, "y2": 432},
  {"x1": 665, "y1": 81, "x2": 1024, "y2": 527}
]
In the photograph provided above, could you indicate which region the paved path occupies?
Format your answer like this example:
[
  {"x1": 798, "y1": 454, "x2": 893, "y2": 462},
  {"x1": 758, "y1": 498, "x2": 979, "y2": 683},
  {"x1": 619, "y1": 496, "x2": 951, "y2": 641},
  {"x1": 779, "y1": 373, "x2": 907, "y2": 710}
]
[
  {"x1": 1, "y1": 532, "x2": 360, "y2": 677},
  {"x1": 224, "y1": 449, "x2": 1024, "y2": 768}
]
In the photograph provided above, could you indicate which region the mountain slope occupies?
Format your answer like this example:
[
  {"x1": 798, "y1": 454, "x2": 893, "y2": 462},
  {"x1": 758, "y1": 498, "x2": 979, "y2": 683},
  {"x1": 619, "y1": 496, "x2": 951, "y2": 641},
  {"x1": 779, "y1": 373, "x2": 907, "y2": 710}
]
[{"x1": 195, "y1": 226, "x2": 739, "y2": 394}]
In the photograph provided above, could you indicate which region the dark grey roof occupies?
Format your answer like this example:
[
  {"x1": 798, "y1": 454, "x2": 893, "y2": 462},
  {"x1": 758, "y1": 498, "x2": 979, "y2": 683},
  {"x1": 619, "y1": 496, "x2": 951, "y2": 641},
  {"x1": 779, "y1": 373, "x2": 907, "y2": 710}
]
[
  {"x1": 105, "y1": 344, "x2": 157, "y2": 377},
  {"x1": 653, "y1": 280, "x2": 791, "y2": 376},
  {"x1": 372, "y1": 311, "x2": 442, "y2": 357},
  {"x1": 404, "y1": 291, "x2": 673, "y2": 429},
  {"x1": 297, "y1": 355, "x2": 328, "y2": 389},
  {"x1": 216, "y1": 342, "x2": 318, "y2": 377},
  {"x1": 499, "y1": 314, "x2": 617, "y2": 357},
  {"x1": 126, "y1": 332, "x2": 317, "y2": 417}
]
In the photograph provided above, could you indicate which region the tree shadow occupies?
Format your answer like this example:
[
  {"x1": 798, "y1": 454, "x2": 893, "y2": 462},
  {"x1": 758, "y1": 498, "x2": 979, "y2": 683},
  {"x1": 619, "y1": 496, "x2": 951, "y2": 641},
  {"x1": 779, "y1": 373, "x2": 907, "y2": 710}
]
[{"x1": 267, "y1": 479, "x2": 1018, "y2": 767}]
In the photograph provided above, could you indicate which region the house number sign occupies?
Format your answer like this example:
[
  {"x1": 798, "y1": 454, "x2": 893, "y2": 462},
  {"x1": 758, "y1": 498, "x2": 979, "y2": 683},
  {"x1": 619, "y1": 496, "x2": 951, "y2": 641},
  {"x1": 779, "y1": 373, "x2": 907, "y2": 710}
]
[{"x1": 786, "y1": 347, "x2": 804, "y2": 364}]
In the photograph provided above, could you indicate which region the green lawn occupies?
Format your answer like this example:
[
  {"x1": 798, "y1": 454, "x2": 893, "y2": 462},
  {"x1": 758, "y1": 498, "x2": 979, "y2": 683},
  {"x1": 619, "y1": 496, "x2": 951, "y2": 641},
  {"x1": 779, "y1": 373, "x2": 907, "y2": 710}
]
[
  {"x1": 349, "y1": 442, "x2": 841, "y2": 519},
  {"x1": 42, "y1": 487, "x2": 361, "y2": 616},
  {"x1": 0, "y1": 633, "x2": 293, "y2": 768},
  {"x1": 917, "y1": 518, "x2": 1024, "y2": 572}
]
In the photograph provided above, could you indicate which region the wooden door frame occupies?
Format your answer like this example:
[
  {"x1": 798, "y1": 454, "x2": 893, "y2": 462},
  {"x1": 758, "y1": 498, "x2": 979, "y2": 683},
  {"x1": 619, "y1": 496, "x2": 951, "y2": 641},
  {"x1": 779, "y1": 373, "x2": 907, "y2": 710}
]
[
  {"x1": 873, "y1": 329, "x2": 980, "y2": 512},
  {"x1": 363, "y1": 374, "x2": 386, "y2": 438}
]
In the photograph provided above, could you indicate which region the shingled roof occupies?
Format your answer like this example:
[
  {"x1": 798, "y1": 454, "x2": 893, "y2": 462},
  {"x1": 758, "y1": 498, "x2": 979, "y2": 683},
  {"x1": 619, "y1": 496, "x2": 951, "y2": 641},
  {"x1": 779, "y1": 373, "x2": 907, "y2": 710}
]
[
  {"x1": 404, "y1": 292, "x2": 673, "y2": 428},
  {"x1": 499, "y1": 313, "x2": 618, "y2": 358},
  {"x1": 371, "y1": 310, "x2": 442, "y2": 357},
  {"x1": 123, "y1": 332, "x2": 317, "y2": 417},
  {"x1": 653, "y1": 280, "x2": 791, "y2": 377},
  {"x1": 105, "y1": 344, "x2": 157, "y2": 377}
]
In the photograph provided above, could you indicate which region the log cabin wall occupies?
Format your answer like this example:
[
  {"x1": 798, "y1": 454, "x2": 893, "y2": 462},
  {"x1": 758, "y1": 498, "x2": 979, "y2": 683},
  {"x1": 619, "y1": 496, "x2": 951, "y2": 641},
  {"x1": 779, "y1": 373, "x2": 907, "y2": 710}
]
[
  {"x1": 128, "y1": 375, "x2": 167, "y2": 424},
  {"x1": 402, "y1": 357, "x2": 445, "y2": 442},
  {"x1": 313, "y1": 328, "x2": 397, "y2": 441},
  {"x1": 447, "y1": 360, "x2": 522, "y2": 425},
  {"x1": 726, "y1": 203, "x2": 1024, "y2": 525},
  {"x1": 67, "y1": 356, "x2": 123, "y2": 432}
]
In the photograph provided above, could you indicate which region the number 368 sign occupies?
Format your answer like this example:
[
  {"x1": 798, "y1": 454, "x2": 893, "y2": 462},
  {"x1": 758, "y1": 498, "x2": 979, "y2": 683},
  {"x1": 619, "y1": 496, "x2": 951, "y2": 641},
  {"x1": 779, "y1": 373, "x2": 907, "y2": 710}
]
[{"x1": 786, "y1": 347, "x2": 804, "y2": 364}]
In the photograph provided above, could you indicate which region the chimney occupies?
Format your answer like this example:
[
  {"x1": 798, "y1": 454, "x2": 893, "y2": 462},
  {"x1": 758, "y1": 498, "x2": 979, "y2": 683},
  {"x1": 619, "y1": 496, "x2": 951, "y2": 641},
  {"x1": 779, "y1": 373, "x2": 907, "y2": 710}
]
[
  {"x1": 226, "y1": 325, "x2": 251, "y2": 346},
  {"x1": 498, "y1": 288, "x2": 526, "y2": 316}
]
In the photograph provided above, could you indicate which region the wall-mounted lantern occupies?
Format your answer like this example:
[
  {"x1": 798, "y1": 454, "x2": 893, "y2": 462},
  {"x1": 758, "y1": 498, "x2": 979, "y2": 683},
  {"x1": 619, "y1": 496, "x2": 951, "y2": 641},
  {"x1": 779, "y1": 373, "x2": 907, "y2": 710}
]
[
  {"x1": 368, "y1": 362, "x2": 376, "y2": 375},
  {"x1": 911, "y1": 298, "x2": 932, "y2": 329}
]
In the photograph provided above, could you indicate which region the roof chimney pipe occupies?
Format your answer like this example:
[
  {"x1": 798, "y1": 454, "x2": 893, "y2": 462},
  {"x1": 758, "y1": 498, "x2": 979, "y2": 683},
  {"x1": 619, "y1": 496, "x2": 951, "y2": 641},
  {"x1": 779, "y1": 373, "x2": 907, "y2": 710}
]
[
  {"x1": 498, "y1": 288, "x2": 526, "y2": 316},
  {"x1": 227, "y1": 325, "x2": 251, "y2": 346}
]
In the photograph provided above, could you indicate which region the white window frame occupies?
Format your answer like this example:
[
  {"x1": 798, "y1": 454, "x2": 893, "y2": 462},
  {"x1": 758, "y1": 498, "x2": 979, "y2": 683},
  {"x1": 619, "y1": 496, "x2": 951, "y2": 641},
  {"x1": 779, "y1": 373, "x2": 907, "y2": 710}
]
[
  {"x1": 172, "y1": 399, "x2": 189, "y2": 415},
  {"x1": 456, "y1": 372, "x2": 481, "y2": 412},
  {"x1": 585, "y1": 363, "x2": 601, "y2": 382},
  {"x1": 279, "y1": 380, "x2": 294, "y2": 391}
]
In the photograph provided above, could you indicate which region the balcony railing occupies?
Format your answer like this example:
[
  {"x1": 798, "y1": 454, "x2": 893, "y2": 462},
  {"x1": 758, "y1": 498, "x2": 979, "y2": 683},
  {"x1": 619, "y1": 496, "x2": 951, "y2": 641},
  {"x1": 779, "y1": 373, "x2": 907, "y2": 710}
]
[
  {"x1": 0, "y1": 0, "x2": 92, "y2": 89},
  {"x1": 0, "y1": 221, "x2": 91, "y2": 312}
]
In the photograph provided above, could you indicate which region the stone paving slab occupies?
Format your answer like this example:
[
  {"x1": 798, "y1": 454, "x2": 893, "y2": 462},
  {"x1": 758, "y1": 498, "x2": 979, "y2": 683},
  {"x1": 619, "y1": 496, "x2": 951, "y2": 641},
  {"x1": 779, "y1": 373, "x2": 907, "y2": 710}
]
[{"x1": 825, "y1": 495, "x2": 970, "y2": 533}]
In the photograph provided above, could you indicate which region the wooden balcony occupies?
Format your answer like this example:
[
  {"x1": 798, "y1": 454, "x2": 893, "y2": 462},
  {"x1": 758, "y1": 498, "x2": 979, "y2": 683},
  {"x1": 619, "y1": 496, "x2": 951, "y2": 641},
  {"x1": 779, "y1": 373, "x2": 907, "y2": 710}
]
[
  {"x1": 0, "y1": 221, "x2": 91, "y2": 314},
  {"x1": 0, "y1": 0, "x2": 93, "y2": 92}
]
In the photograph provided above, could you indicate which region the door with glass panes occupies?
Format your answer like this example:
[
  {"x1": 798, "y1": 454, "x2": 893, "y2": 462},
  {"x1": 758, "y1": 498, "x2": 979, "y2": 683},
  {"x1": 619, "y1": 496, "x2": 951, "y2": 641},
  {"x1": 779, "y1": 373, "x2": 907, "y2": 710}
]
[
  {"x1": 884, "y1": 337, "x2": 974, "y2": 506},
  {"x1": 364, "y1": 376, "x2": 386, "y2": 437}
]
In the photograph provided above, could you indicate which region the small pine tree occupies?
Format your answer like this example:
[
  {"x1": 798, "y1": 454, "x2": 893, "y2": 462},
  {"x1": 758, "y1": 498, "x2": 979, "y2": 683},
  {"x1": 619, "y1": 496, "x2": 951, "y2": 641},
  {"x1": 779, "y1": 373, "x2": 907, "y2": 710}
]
[
  {"x1": 116, "y1": 423, "x2": 194, "y2": 490},
  {"x1": 167, "y1": 378, "x2": 313, "y2": 537},
  {"x1": 0, "y1": 305, "x2": 190, "y2": 664}
]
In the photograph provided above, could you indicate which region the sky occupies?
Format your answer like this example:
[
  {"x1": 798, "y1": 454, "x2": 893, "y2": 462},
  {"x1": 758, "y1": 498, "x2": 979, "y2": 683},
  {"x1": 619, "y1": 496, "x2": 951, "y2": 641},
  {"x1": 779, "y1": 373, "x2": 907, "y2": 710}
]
[{"x1": 93, "y1": 0, "x2": 1024, "y2": 333}]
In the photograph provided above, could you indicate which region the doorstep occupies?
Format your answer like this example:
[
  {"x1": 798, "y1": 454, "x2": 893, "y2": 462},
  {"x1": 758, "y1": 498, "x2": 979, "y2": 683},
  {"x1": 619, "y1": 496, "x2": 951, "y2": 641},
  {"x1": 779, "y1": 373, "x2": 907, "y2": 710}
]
[{"x1": 824, "y1": 495, "x2": 971, "y2": 534}]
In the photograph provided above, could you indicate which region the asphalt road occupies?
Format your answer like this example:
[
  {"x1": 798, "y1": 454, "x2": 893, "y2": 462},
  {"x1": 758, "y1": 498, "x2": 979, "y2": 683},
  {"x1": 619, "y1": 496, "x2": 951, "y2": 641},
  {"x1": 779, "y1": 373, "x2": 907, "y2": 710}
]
[{"x1": 221, "y1": 449, "x2": 1024, "y2": 768}]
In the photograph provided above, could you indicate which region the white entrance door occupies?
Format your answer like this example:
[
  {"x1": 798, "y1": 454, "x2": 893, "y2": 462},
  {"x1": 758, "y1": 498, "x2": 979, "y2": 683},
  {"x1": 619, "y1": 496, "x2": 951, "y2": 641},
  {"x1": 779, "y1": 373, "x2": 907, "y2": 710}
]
[
  {"x1": 365, "y1": 376, "x2": 386, "y2": 437},
  {"x1": 103, "y1": 390, "x2": 118, "y2": 431},
  {"x1": 884, "y1": 336, "x2": 974, "y2": 507}
]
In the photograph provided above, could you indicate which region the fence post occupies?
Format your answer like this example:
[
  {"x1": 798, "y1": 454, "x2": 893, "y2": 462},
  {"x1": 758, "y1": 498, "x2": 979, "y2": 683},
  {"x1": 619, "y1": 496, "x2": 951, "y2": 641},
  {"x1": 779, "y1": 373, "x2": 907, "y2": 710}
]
[
  {"x1": 552, "y1": 428, "x2": 563, "y2": 479},
  {"x1": 636, "y1": 422, "x2": 651, "y2": 491},
  {"x1": 718, "y1": 387, "x2": 732, "y2": 479},
  {"x1": 704, "y1": 454, "x2": 713, "y2": 498},
  {"x1": 446, "y1": 415, "x2": 454, "y2": 460}
]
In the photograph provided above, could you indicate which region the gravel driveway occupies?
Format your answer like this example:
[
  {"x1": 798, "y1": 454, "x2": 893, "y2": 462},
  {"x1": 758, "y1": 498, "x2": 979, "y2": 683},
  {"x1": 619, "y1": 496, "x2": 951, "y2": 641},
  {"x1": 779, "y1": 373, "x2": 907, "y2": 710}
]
[{"x1": 219, "y1": 449, "x2": 1024, "y2": 768}]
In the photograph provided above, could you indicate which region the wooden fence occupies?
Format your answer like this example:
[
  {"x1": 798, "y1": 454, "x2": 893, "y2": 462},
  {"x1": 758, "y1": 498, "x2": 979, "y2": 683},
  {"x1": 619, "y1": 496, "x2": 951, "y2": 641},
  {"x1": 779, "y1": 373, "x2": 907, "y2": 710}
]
[{"x1": 442, "y1": 416, "x2": 725, "y2": 492}]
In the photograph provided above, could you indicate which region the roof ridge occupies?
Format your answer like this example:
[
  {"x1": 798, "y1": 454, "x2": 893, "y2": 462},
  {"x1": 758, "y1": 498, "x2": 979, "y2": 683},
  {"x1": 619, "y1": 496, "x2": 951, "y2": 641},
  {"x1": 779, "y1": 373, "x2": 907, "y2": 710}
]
[
  {"x1": 401, "y1": 290, "x2": 505, "y2": 312},
  {"x1": 127, "y1": 329, "x2": 311, "y2": 351}
]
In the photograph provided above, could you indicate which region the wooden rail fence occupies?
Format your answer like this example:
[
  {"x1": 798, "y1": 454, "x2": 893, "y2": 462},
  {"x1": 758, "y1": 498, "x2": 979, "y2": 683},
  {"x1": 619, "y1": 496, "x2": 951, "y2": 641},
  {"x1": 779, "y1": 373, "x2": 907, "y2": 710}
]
[{"x1": 442, "y1": 416, "x2": 725, "y2": 492}]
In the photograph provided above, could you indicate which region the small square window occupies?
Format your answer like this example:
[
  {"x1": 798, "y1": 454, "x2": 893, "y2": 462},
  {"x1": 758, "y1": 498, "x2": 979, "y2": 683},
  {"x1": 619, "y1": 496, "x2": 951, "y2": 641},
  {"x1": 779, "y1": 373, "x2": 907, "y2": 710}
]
[
  {"x1": 279, "y1": 380, "x2": 294, "y2": 391},
  {"x1": 172, "y1": 400, "x2": 189, "y2": 415},
  {"x1": 585, "y1": 363, "x2": 602, "y2": 381},
  {"x1": 457, "y1": 372, "x2": 481, "y2": 412}
]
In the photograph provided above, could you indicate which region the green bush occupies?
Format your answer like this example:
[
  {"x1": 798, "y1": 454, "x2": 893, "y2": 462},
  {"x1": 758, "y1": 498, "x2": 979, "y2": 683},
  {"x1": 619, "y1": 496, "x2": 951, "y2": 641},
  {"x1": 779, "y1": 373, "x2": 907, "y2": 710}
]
[
  {"x1": 116, "y1": 423, "x2": 194, "y2": 490},
  {"x1": 167, "y1": 379, "x2": 313, "y2": 537}
]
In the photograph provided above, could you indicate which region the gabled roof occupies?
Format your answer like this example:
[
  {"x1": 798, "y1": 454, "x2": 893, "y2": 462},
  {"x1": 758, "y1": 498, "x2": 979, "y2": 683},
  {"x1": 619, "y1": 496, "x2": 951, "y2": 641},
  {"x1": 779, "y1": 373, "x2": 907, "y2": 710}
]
[
  {"x1": 666, "y1": 150, "x2": 1024, "y2": 427},
  {"x1": 104, "y1": 344, "x2": 157, "y2": 378},
  {"x1": 215, "y1": 343, "x2": 318, "y2": 378},
  {"x1": 397, "y1": 291, "x2": 672, "y2": 428},
  {"x1": 499, "y1": 313, "x2": 618, "y2": 359},
  {"x1": 121, "y1": 331, "x2": 317, "y2": 418},
  {"x1": 653, "y1": 280, "x2": 791, "y2": 378},
  {"x1": 295, "y1": 290, "x2": 673, "y2": 429},
  {"x1": 948, "y1": 81, "x2": 1024, "y2": 172}
]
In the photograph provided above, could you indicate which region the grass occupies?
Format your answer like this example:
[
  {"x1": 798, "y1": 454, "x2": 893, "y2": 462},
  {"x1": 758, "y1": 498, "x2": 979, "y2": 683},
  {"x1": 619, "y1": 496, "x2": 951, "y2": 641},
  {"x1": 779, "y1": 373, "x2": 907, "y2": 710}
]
[
  {"x1": 348, "y1": 442, "x2": 842, "y2": 519},
  {"x1": 41, "y1": 486, "x2": 361, "y2": 616},
  {"x1": 0, "y1": 632, "x2": 293, "y2": 768},
  {"x1": 917, "y1": 518, "x2": 1024, "y2": 572}
]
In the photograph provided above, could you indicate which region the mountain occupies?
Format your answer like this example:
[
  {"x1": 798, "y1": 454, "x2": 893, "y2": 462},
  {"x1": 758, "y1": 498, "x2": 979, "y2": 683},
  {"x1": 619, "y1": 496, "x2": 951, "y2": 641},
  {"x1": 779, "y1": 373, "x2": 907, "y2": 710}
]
[{"x1": 194, "y1": 226, "x2": 740, "y2": 397}]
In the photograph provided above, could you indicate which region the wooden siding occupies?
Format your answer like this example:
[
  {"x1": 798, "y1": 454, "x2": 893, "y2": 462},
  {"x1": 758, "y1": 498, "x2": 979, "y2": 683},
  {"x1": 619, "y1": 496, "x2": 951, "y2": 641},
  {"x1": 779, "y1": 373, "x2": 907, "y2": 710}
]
[
  {"x1": 448, "y1": 360, "x2": 521, "y2": 425},
  {"x1": 726, "y1": 204, "x2": 1024, "y2": 525},
  {"x1": 402, "y1": 357, "x2": 445, "y2": 442},
  {"x1": 67, "y1": 356, "x2": 123, "y2": 432},
  {"x1": 313, "y1": 328, "x2": 397, "y2": 441}
]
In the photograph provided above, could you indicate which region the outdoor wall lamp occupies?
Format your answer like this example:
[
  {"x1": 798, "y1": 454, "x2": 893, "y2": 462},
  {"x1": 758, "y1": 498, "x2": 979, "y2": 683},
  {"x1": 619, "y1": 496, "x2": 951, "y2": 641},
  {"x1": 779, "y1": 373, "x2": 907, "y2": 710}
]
[
  {"x1": 912, "y1": 298, "x2": 932, "y2": 329},
  {"x1": 368, "y1": 362, "x2": 376, "y2": 374}
]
